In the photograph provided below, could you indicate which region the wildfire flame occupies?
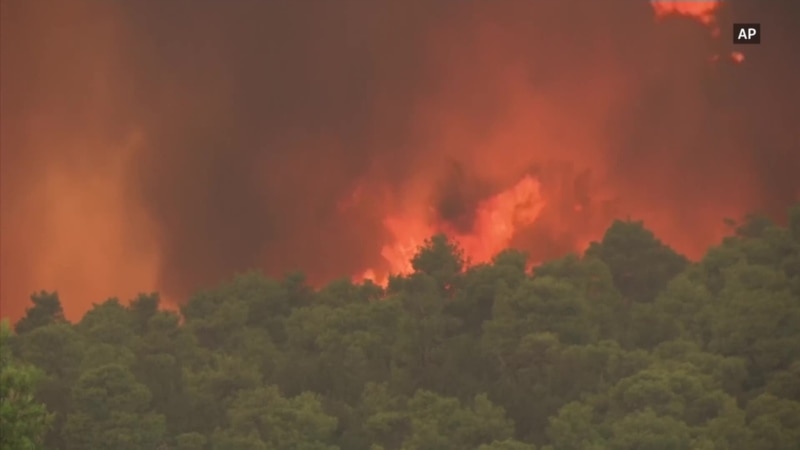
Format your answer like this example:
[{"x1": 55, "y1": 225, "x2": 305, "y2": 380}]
[
  {"x1": 357, "y1": 175, "x2": 547, "y2": 284},
  {"x1": 357, "y1": 0, "x2": 733, "y2": 286},
  {"x1": 358, "y1": 0, "x2": 769, "y2": 287}
]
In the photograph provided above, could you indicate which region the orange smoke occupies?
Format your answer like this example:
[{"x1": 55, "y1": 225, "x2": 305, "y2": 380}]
[
  {"x1": 3, "y1": 0, "x2": 798, "y2": 323},
  {"x1": 0, "y1": 1, "x2": 159, "y2": 321},
  {"x1": 359, "y1": 0, "x2": 735, "y2": 284}
]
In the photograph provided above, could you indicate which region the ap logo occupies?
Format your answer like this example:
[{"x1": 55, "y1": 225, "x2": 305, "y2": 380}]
[{"x1": 733, "y1": 24, "x2": 761, "y2": 44}]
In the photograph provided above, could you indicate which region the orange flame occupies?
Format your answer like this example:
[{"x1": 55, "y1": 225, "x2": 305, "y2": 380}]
[
  {"x1": 650, "y1": 0, "x2": 722, "y2": 26},
  {"x1": 357, "y1": 1, "x2": 732, "y2": 286},
  {"x1": 359, "y1": 175, "x2": 546, "y2": 284}
]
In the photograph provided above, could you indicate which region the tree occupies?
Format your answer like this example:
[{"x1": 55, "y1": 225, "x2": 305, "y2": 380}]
[
  {"x1": 12, "y1": 322, "x2": 85, "y2": 449},
  {"x1": 606, "y1": 409, "x2": 692, "y2": 450},
  {"x1": 533, "y1": 254, "x2": 625, "y2": 341},
  {"x1": 281, "y1": 301, "x2": 397, "y2": 402},
  {"x1": 181, "y1": 353, "x2": 262, "y2": 434},
  {"x1": 546, "y1": 402, "x2": 604, "y2": 450},
  {"x1": 62, "y1": 364, "x2": 166, "y2": 450},
  {"x1": 0, "y1": 320, "x2": 52, "y2": 450},
  {"x1": 789, "y1": 203, "x2": 800, "y2": 242},
  {"x1": 6, "y1": 203, "x2": 800, "y2": 450},
  {"x1": 478, "y1": 439, "x2": 537, "y2": 450},
  {"x1": 447, "y1": 249, "x2": 528, "y2": 336},
  {"x1": 14, "y1": 291, "x2": 66, "y2": 335},
  {"x1": 128, "y1": 293, "x2": 161, "y2": 334},
  {"x1": 746, "y1": 393, "x2": 800, "y2": 450},
  {"x1": 708, "y1": 262, "x2": 800, "y2": 389},
  {"x1": 403, "y1": 391, "x2": 516, "y2": 448},
  {"x1": 359, "y1": 387, "x2": 517, "y2": 449},
  {"x1": 210, "y1": 386, "x2": 339, "y2": 450},
  {"x1": 407, "y1": 233, "x2": 465, "y2": 296},
  {"x1": 586, "y1": 220, "x2": 687, "y2": 304}
]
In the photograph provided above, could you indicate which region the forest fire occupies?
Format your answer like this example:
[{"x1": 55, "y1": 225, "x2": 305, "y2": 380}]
[
  {"x1": 359, "y1": 175, "x2": 547, "y2": 284},
  {"x1": 355, "y1": 0, "x2": 750, "y2": 285},
  {"x1": 2, "y1": 0, "x2": 799, "y2": 321}
]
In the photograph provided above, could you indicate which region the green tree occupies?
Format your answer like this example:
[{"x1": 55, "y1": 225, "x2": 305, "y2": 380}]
[
  {"x1": 708, "y1": 262, "x2": 800, "y2": 389},
  {"x1": 546, "y1": 402, "x2": 604, "y2": 450},
  {"x1": 447, "y1": 249, "x2": 528, "y2": 336},
  {"x1": 14, "y1": 291, "x2": 66, "y2": 335},
  {"x1": 405, "y1": 233, "x2": 465, "y2": 297},
  {"x1": 789, "y1": 204, "x2": 800, "y2": 241},
  {"x1": 606, "y1": 409, "x2": 691, "y2": 450},
  {"x1": 746, "y1": 393, "x2": 800, "y2": 450},
  {"x1": 62, "y1": 364, "x2": 165, "y2": 450},
  {"x1": 128, "y1": 293, "x2": 161, "y2": 334},
  {"x1": 182, "y1": 353, "x2": 262, "y2": 434},
  {"x1": 12, "y1": 322, "x2": 84, "y2": 449},
  {"x1": 211, "y1": 386, "x2": 339, "y2": 450},
  {"x1": 606, "y1": 364, "x2": 740, "y2": 428},
  {"x1": 645, "y1": 273, "x2": 715, "y2": 347},
  {"x1": 0, "y1": 320, "x2": 52, "y2": 450},
  {"x1": 6, "y1": 203, "x2": 800, "y2": 450},
  {"x1": 359, "y1": 386, "x2": 517, "y2": 450},
  {"x1": 478, "y1": 439, "x2": 538, "y2": 450},
  {"x1": 131, "y1": 309, "x2": 193, "y2": 437},
  {"x1": 765, "y1": 361, "x2": 800, "y2": 401},
  {"x1": 389, "y1": 273, "x2": 461, "y2": 395},
  {"x1": 586, "y1": 220, "x2": 687, "y2": 304},
  {"x1": 402, "y1": 391, "x2": 515, "y2": 449},
  {"x1": 281, "y1": 300, "x2": 398, "y2": 403},
  {"x1": 175, "y1": 432, "x2": 208, "y2": 450},
  {"x1": 533, "y1": 254, "x2": 625, "y2": 341}
]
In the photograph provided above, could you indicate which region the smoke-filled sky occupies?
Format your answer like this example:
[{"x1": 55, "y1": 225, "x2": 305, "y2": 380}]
[{"x1": 2, "y1": 0, "x2": 799, "y2": 321}]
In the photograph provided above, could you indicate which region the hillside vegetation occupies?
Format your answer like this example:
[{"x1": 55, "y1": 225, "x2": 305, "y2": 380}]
[{"x1": 3, "y1": 204, "x2": 800, "y2": 450}]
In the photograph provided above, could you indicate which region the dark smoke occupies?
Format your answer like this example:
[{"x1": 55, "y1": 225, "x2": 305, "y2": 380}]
[
  {"x1": 435, "y1": 162, "x2": 497, "y2": 234},
  {"x1": 2, "y1": 0, "x2": 799, "y2": 317}
]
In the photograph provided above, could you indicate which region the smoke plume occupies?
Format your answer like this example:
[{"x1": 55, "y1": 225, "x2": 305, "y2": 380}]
[{"x1": 2, "y1": 0, "x2": 799, "y2": 320}]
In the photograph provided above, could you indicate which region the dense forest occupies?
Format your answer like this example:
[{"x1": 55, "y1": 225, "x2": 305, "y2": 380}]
[{"x1": 2, "y1": 204, "x2": 800, "y2": 450}]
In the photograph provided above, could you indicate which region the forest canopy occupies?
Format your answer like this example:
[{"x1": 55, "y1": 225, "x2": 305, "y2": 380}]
[{"x1": 3, "y1": 204, "x2": 800, "y2": 450}]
